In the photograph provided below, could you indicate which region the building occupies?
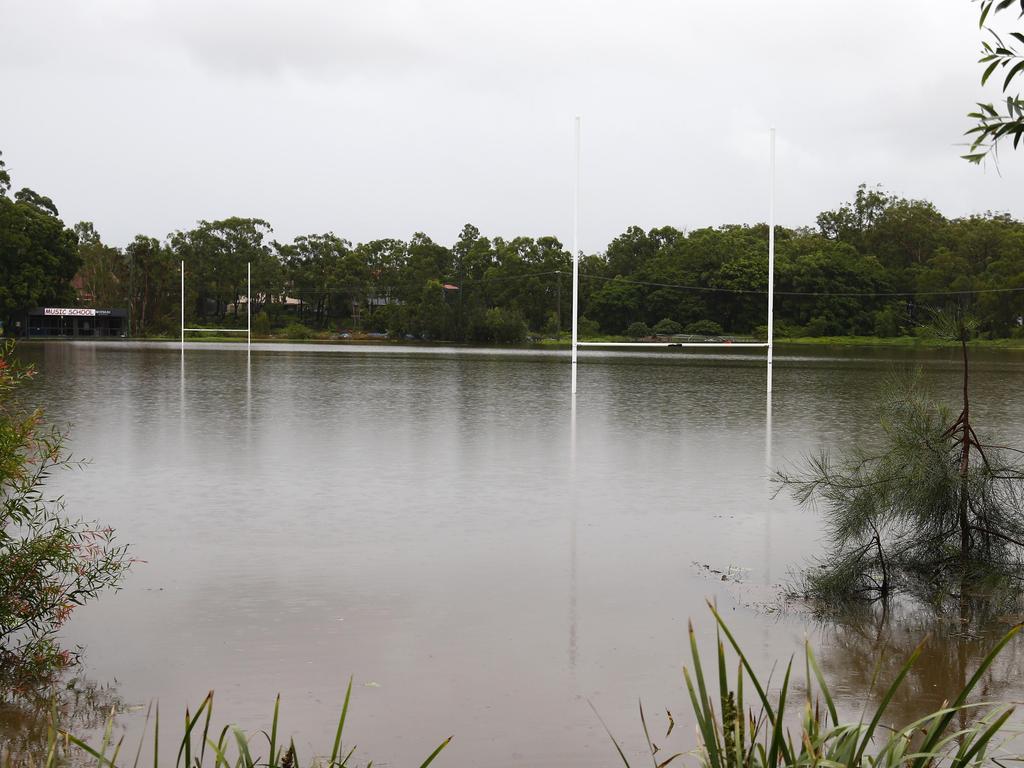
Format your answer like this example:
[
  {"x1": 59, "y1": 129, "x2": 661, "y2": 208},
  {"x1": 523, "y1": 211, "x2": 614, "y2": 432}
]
[{"x1": 19, "y1": 307, "x2": 128, "y2": 338}]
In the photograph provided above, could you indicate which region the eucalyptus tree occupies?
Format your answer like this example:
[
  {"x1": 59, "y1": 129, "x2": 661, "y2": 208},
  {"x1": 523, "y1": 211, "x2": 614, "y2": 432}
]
[
  {"x1": 74, "y1": 222, "x2": 125, "y2": 309},
  {"x1": 964, "y1": 0, "x2": 1024, "y2": 162},
  {"x1": 170, "y1": 218, "x2": 272, "y2": 322},
  {"x1": 124, "y1": 234, "x2": 177, "y2": 335},
  {"x1": 0, "y1": 161, "x2": 79, "y2": 329}
]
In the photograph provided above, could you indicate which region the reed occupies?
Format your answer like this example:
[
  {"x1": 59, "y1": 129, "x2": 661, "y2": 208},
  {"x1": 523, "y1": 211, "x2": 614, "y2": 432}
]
[
  {"x1": 12, "y1": 678, "x2": 450, "y2": 768},
  {"x1": 601, "y1": 602, "x2": 1022, "y2": 768}
]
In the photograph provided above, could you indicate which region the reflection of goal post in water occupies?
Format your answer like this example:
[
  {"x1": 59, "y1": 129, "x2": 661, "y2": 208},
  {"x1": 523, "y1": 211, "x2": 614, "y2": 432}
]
[
  {"x1": 569, "y1": 122, "x2": 777, "y2": 396},
  {"x1": 180, "y1": 260, "x2": 252, "y2": 349}
]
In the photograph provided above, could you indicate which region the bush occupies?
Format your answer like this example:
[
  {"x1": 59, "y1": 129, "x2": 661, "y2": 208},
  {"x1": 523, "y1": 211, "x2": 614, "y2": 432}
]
[
  {"x1": 652, "y1": 318, "x2": 683, "y2": 335},
  {"x1": 0, "y1": 341, "x2": 130, "y2": 685},
  {"x1": 252, "y1": 311, "x2": 271, "y2": 337},
  {"x1": 804, "y1": 315, "x2": 841, "y2": 337},
  {"x1": 683, "y1": 320, "x2": 724, "y2": 336},
  {"x1": 873, "y1": 306, "x2": 902, "y2": 337},
  {"x1": 541, "y1": 310, "x2": 561, "y2": 338},
  {"x1": 282, "y1": 322, "x2": 314, "y2": 340},
  {"x1": 484, "y1": 307, "x2": 528, "y2": 343},
  {"x1": 624, "y1": 321, "x2": 652, "y2": 339},
  {"x1": 577, "y1": 316, "x2": 600, "y2": 338}
]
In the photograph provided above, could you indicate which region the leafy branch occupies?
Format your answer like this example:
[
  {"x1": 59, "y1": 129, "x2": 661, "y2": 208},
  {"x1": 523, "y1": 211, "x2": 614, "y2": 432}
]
[{"x1": 964, "y1": 0, "x2": 1024, "y2": 162}]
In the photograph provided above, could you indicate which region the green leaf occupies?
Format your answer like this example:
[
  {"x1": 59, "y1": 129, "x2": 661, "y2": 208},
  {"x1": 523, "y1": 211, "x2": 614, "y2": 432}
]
[
  {"x1": 1003, "y1": 59, "x2": 1024, "y2": 91},
  {"x1": 982, "y1": 59, "x2": 1002, "y2": 85},
  {"x1": 417, "y1": 736, "x2": 452, "y2": 768}
]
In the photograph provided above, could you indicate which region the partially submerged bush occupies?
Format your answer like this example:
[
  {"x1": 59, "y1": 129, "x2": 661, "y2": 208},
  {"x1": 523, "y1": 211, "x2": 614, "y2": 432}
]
[
  {"x1": 779, "y1": 314, "x2": 1024, "y2": 603},
  {"x1": 0, "y1": 341, "x2": 130, "y2": 687}
]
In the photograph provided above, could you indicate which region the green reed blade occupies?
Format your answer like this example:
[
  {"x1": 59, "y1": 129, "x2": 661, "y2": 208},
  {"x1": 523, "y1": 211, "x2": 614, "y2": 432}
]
[
  {"x1": 269, "y1": 694, "x2": 280, "y2": 768},
  {"x1": 330, "y1": 677, "x2": 353, "y2": 764},
  {"x1": 950, "y1": 706, "x2": 1015, "y2": 768},
  {"x1": 590, "y1": 700, "x2": 633, "y2": 768},
  {"x1": 913, "y1": 623, "x2": 1022, "y2": 768},
  {"x1": 853, "y1": 639, "x2": 925, "y2": 765},
  {"x1": 416, "y1": 735, "x2": 452, "y2": 768},
  {"x1": 806, "y1": 642, "x2": 838, "y2": 727},
  {"x1": 639, "y1": 700, "x2": 658, "y2": 768},
  {"x1": 766, "y1": 658, "x2": 793, "y2": 768}
]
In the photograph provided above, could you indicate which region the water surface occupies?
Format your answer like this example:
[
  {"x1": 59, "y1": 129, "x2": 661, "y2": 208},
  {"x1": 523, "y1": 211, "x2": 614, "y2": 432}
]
[{"x1": 8, "y1": 341, "x2": 1024, "y2": 765}]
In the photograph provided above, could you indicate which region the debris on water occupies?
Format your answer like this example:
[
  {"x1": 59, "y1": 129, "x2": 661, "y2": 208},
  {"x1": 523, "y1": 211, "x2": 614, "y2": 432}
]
[{"x1": 364, "y1": 681, "x2": 381, "y2": 688}]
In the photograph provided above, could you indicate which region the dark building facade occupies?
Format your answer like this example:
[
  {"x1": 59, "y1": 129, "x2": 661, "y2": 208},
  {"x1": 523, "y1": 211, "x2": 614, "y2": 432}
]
[{"x1": 20, "y1": 307, "x2": 128, "y2": 338}]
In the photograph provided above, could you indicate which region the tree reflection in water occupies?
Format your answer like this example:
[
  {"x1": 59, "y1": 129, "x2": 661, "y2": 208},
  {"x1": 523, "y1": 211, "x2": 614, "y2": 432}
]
[
  {"x1": 816, "y1": 591, "x2": 1024, "y2": 733},
  {"x1": 0, "y1": 667, "x2": 123, "y2": 765}
]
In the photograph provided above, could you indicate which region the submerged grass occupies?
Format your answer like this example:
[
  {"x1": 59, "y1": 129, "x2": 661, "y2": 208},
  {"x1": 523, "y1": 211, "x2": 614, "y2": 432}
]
[
  {"x1": 6, "y1": 678, "x2": 450, "y2": 768},
  {"x1": 602, "y1": 602, "x2": 1023, "y2": 768}
]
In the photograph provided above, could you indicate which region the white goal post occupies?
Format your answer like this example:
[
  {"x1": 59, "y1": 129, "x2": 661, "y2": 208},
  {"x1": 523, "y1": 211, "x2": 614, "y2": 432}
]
[
  {"x1": 180, "y1": 260, "x2": 251, "y2": 349},
  {"x1": 570, "y1": 126, "x2": 777, "y2": 395}
]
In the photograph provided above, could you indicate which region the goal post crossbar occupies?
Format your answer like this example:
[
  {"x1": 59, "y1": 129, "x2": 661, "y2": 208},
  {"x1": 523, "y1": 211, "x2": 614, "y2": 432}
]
[
  {"x1": 569, "y1": 125, "x2": 777, "y2": 395},
  {"x1": 180, "y1": 260, "x2": 251, "y2": 349},
  {"x1": 182, "y1": 328, "x2": 250, "y2": 333},
  {"x1": 577, "y1": 342, "x2": 769, "y2": 348}
]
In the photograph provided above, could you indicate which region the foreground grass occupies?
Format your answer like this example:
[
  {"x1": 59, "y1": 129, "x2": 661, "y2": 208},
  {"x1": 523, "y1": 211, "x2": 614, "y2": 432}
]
[
  {"x1": 603, "y1": 603, "x2": 1023, "y2": 768},
  {"x1": 12, "y1": 679, "x2": 450, "y2": 768}
]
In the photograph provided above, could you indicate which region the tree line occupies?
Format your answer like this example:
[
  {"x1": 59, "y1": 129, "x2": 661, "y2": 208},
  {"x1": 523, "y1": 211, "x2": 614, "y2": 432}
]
[{"x1": 3, "y1": 150, "x2": 1024, "y2": 342}]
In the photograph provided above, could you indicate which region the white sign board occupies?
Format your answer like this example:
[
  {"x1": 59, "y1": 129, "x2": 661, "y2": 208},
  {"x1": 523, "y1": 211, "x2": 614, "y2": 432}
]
[{"x1": 44, "y1": 308, "x2": 96, "y2": 317}]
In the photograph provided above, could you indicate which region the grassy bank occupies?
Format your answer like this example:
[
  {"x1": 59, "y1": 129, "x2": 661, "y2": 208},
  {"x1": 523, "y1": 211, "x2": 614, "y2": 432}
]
[{"x1": 23, "y1": 333, "x2": 1024, "y2": 351}]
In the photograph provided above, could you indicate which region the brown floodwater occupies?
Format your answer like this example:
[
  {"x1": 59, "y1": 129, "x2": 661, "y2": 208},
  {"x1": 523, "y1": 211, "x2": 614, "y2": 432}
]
[{"x1": 4, "y1": 341, "x2": 1024, "y2": 765}]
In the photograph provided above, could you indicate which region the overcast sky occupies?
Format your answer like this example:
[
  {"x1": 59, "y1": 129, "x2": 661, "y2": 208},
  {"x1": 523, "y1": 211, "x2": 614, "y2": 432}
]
[{"x1": 3, "y1": 0, "x2": 1023, "y2": 252}]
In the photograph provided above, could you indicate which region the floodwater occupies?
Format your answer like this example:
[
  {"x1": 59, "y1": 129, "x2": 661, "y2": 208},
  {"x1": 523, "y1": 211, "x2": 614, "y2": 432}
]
[{"x1": 5, "y1": 341, "x2": 1024, "y2": 765}]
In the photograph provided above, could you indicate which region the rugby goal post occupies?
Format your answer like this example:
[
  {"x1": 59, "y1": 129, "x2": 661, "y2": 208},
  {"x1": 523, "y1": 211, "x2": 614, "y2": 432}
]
[
  {"x1": 570, "y1": 126, "x2": 776, "y2": 395},
  {"x1": 181, "y1": 260, "x2": 251, "y2": 349}
]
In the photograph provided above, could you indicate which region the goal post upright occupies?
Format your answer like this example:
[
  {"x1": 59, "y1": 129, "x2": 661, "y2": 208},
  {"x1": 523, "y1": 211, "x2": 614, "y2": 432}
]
[
  {"x1": 571, "y1": 116, "x2": 581, "y2": 396},
  {"x1": 767, "y1": 128, "x2": 776, "y2": 395},
  {"x1": 180, "y1": 259, "x2": 255, "y2": 346}
]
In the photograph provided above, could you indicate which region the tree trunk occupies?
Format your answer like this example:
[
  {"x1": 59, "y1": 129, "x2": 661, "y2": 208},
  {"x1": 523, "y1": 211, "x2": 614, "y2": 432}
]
[{"x1": 958, "y1": 335, "x2": 972, "y2": 564}]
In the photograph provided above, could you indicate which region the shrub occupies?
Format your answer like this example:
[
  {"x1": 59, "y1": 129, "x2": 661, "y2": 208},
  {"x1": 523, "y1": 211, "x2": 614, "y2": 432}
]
[
  {"x1": 652, "y1": 318, "x2": 683, "y2": 335},
  {"x1": 282, "y1": 322, "x2": 314, "y2": 340},
  {"x1": 804, "y1": 315, "x2": 840, "y2": 337},
  {"x1": 0, "y1": 341, "x2": 130, "y2": 685},
  {"x1": 683, "y1": 320, "x2": 724, "y2": 337},
  {"x1": 577, "y1": 316, "x2": 600, "y2": 338},
  {"x1": 252, "y1": 312, "x2": 271, "y2": 337},
  {"x1": 484, "y1": 307, "x2": 528, "y2": 343},
  {"x1": 624, "y1": 321, "x2": 652, "y2": 339},
  {"x1": 541, "y1": 310, "x2": 561, "y2": 338}
]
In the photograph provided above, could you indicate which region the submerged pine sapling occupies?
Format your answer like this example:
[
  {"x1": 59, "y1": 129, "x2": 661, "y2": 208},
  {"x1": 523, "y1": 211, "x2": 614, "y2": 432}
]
[{"x1": 777, "y1": 314, "x2": 1024, "y2": 603}]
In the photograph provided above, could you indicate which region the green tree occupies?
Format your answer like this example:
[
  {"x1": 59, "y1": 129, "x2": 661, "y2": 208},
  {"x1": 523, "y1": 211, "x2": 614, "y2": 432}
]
[
  {"x1": 171, "y1": 218, "x2": 272, "y2": 324},
  {"x1": 964, "y1": 0, "x2": 1024, "y2": 163},
  {"x1": 74, "y1": 223, "x2": 125, "y2": 309},
  {"x1": 124, "y1": 235, "x2": 177, "y2": 335},
  {"x1": 0, "y1": 165, "x2": 80, "y2": 330}
]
